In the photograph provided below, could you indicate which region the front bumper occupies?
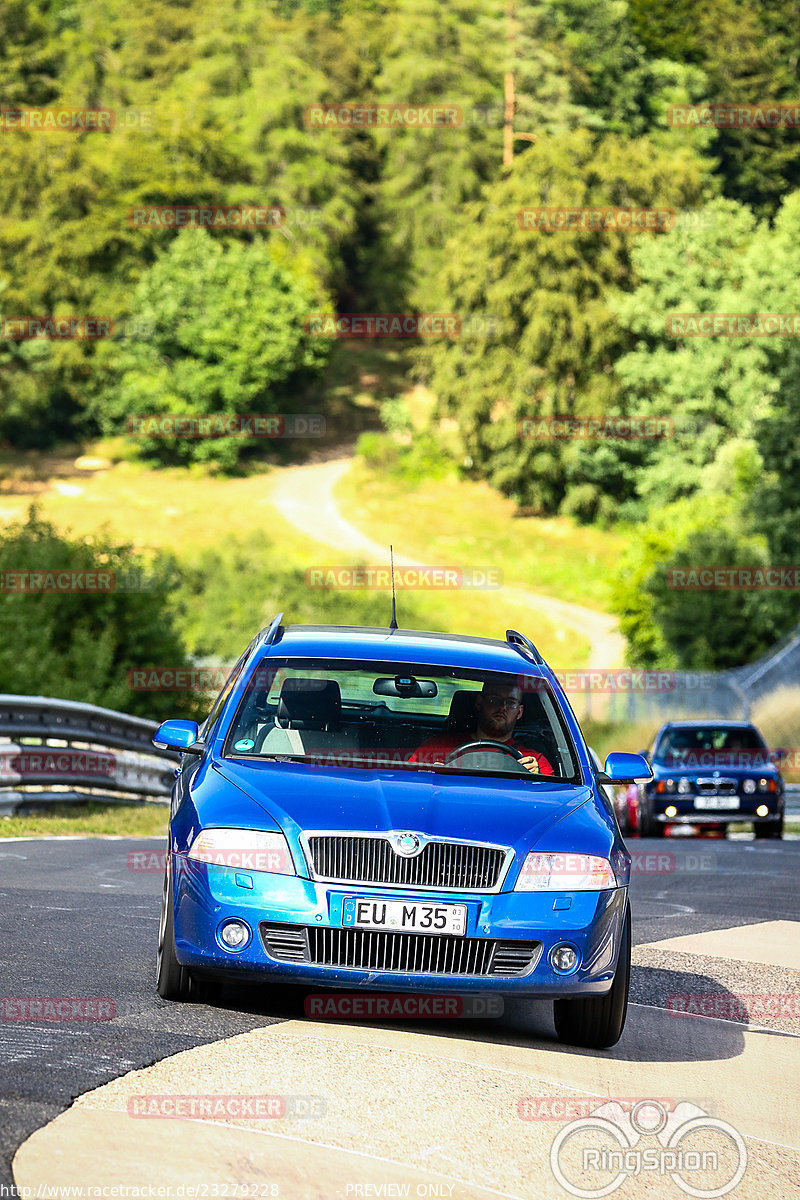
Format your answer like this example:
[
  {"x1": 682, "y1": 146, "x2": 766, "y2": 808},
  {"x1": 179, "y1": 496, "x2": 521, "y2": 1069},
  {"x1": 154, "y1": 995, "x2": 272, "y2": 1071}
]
[{"x1": 171, "y1": 856, "x2": 627, "y2": 998}]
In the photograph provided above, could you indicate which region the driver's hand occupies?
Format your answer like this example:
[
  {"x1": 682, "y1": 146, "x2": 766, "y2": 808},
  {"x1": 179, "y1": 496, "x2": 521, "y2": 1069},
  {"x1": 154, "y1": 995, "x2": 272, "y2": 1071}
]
[{"x1": 518, "y1": 755, "x2": 539, "y2": 774}]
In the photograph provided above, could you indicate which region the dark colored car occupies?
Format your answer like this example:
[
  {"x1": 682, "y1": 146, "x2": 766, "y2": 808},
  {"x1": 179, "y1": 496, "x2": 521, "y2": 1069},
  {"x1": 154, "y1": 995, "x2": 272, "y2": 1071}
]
[{"x1": 635, "y1": 720, "x2": 784, "y2": 839}]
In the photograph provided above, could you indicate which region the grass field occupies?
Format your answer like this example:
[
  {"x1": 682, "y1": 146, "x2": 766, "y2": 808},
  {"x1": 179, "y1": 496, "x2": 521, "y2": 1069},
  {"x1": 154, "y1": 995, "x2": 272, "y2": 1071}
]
[
  {"x1": 337, "y1": 457, "x2": 626, "y2": 612},
  {"x1": 0, "y1": 802, "x2": 168, "y2": 838},
  {"x1": 0, "y1": 449, "x2": 606, "y2": 663}
]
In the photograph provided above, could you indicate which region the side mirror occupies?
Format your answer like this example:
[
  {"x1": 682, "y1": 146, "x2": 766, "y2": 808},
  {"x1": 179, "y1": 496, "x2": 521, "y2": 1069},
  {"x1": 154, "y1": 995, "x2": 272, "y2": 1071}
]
[
  {"x1": 153, "y1": 719, "x2": 205, "y2": 754},
  {"x1": 597, "y1": 751, "x2": 652, "y2": 784}
]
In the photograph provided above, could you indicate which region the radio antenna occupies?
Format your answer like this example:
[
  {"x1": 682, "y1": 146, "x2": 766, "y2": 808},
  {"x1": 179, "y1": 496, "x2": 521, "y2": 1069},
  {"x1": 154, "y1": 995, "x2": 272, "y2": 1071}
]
[{"x1": 389, "y1": 545, "x2": 398, "y2": 631}]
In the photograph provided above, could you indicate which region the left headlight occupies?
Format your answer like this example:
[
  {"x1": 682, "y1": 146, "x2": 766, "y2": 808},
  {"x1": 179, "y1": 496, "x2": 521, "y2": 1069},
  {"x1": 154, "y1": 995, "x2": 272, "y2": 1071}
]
[
  {"x1": 187, "y1": 828, "x2": 296, "y2": 875},
  {"x1": 515, "y1": 852, "x2": 617, "y2": 892}
]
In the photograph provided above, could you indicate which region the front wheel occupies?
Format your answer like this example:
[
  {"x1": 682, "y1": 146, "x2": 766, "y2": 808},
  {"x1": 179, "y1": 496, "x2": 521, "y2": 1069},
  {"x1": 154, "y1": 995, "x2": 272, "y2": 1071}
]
[
  {"x1": 156, "y1": 862, "x2": 193, "y2": 1001},
  {"x1": 553, "y1": 905, "x2": 631, "y2": 1050},
  {"x1": 754, "y1": 817, "x2": 783, "y2": 839},
  {"x1": 638, "y1": 801, "x2": 664, "y2": 838}
]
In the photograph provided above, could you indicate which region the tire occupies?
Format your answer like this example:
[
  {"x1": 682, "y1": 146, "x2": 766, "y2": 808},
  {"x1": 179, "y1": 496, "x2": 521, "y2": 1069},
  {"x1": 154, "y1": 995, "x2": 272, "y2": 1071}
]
[
  {"x1": 638, "y1": 803, "x2": 664, "y2": 838},
  {"x1": 754, "y1": 817, "x2": 783, "y2": 839},
  {"x1": 156, "y1": 861, "x2": 193, "y2": 1001},
  {"x1": 553, "y1": 904, "x2": 631, "y2": 1050}
]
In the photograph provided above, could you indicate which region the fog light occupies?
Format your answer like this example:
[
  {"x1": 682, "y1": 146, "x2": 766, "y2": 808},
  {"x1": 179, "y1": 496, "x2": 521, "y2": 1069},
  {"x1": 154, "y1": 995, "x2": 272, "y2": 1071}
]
[
  {"x1": 219, "y1": 919, "x2": 250, "y2": 950},
  {"x1": 549, "y1": 944, "x2": 580, "y2": 974},
  {"x1": 665, "y1": 805, "x2": 678, "y2": 818},
  {"x1": 756, "y1": 804, "x2": 769, "y2": 817}
]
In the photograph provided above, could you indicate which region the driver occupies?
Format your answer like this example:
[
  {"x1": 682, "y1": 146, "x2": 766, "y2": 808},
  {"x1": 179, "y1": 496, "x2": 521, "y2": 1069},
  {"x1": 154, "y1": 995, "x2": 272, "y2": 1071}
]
[{"x1": 408, "y1": 680, "x2": 554, "y2": 775}]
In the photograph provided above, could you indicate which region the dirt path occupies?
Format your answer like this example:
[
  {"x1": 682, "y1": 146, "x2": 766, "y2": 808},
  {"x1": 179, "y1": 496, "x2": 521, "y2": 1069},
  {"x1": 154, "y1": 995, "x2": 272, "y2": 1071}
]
[{"x1": 268, "y1": 458, "x2": 625, "y2": 668}]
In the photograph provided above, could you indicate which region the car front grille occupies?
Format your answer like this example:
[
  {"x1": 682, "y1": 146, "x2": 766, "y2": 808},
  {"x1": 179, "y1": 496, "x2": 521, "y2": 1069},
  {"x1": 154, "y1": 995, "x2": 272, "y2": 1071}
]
[
  {"x1": 306, "y1": 835, "x2": 506, "y2": 891},
  {"x1": 260, "y1": 923, "x2": 541, "y2": 977},
  {"x1": 696, "y1": 777, "x2": 737, "y2": 795}
]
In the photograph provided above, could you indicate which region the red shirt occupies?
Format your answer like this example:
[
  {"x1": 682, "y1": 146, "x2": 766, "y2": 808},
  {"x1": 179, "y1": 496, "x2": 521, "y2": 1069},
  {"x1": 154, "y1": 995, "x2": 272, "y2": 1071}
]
[{"x1": 408, "y1": 733, "x2": 554, "y2": 775}]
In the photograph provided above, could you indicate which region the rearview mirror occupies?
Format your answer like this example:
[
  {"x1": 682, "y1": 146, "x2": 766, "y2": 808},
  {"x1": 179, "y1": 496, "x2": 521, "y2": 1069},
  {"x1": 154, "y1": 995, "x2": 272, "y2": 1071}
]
[
  {"x1": 153, "y1": 718, "x2": 205, "y2": 754},
  {"x1": 597, "y1": 751, "x2": 652, "y2": 784},
  {"x1": 373, "y1": 675, "x2": 438, "y2": 698}
]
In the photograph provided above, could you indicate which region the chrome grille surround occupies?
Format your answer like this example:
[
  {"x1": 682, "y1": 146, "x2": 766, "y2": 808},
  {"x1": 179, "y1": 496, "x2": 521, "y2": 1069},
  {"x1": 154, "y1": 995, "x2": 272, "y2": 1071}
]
[
  {"x1": 301, "y1": 831, "x2": 513, "y2": 892},
  {"x1": 260, "y1": 922, "x2": 542, "y2": 977}
]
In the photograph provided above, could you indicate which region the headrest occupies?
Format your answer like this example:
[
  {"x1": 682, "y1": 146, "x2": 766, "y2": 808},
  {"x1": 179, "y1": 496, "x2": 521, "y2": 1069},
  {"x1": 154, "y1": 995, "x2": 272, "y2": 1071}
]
[
  {"x1": 445, "y1": 690, "x2": 478, "y2": 732},
  {"x1": 277, "y1": 678, "x2": 341, "y2": 729}
]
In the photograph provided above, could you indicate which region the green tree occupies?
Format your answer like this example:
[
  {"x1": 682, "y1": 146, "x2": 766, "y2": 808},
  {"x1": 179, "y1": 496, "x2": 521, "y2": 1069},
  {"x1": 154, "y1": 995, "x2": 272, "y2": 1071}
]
[
  {"x1": 94, "y1": 229, "x2": 333, "y2": 467},
  {"x1": 0, "y1": 508, "x2": 201, "y2": 720},
  {"x1": 419, "y1": 129, "x2": 709, "y2": 512}
]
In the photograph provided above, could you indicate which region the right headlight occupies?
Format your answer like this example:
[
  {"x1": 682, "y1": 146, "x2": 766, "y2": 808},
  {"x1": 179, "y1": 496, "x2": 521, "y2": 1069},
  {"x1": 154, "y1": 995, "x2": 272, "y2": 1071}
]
[
  {"x1": 515, "y1": 852, "x2": 617, "y2": 892},
  {"x1": 187, "y1": 828, "x2": 296, "y2": 875}
]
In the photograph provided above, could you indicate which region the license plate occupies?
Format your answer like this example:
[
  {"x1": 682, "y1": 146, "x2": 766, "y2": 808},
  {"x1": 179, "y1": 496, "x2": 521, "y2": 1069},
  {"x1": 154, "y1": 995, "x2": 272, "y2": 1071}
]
[
  {"x1": 694, "y1": 796, "x2": 740, "y2": 811},
  {"x1": 342, "y1": 898, "x2": 467, "y2": 935}
]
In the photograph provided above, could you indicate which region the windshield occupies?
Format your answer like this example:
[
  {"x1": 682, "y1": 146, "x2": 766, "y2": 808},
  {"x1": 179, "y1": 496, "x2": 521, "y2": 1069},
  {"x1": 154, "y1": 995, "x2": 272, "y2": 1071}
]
[
  {"x1": 222, "y1": 657, "x2": 581, "y2": 781},
  {"x1": 653, "y1": 725, "x2": 769, "y2": 767}
]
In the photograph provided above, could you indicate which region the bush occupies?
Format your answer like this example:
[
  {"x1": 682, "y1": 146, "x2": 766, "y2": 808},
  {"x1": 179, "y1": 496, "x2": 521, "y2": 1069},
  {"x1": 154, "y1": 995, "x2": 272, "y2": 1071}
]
[{"x1": 0, "y1": 508, "x2": 201, "y2": 721}]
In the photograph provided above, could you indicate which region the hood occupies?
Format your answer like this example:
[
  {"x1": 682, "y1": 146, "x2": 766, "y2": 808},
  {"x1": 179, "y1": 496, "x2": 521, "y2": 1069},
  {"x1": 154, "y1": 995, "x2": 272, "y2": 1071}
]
[{"x1": 213, "y1": 759, "x2": 594, "y2": 853}]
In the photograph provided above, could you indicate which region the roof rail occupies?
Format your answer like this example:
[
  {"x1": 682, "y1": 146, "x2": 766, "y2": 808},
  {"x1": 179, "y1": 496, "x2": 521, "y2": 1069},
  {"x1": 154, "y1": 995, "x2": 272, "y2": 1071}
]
[
  {"x1": 505, "y1": 628, "x2": 544, "y2": 665},
  {"x1": 259, "y1": 612, "x2": 285, "y2": 648}
]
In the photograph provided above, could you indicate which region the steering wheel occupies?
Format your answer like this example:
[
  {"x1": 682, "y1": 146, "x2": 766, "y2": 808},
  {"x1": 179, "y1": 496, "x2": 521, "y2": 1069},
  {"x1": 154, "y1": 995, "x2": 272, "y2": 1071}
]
[{"x1": 444, "y1": 739, "x2": 525, "y2": 765}]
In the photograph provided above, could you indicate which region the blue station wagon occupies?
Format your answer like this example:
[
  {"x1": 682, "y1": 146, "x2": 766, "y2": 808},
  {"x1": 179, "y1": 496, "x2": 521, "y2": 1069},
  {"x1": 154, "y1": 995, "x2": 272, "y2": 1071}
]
[{"x1": 154, "y1": 619, "x2": 651, "y2": 1049}]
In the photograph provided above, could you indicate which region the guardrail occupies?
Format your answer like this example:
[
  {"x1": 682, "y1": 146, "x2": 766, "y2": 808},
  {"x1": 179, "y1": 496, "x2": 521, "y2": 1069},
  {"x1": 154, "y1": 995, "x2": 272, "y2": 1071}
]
[{"x1": 0, "y1": 695, "x2": 177, "y2": 817}]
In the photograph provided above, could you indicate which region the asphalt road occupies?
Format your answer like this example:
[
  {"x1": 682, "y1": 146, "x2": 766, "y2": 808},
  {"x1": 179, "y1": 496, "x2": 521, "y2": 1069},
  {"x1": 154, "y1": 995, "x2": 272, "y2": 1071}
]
[{"x1": 1, "y1": 834, "x2": 798, "y2": 1189}]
